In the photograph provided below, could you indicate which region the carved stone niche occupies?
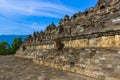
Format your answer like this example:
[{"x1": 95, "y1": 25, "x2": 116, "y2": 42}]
[
  {"x1": 63, "y1": 26, "x2": 71, "y2": 35},
  {"x1": 71, "y1": 13, "x2": 78, "y2": 22},
  {"x1": 37, "y1": 35, "x2": 41, "y2": 43},
  {"x1": 97, "y1": 0, "x2": 106, "y2": 6},
  {"x1": 100, "y1": 5, "x2": 106, "y2": 10},
  {"x1": 96, "y1": 1, "x2": 101, "y2": 6},
  {"x1": 50, "y1": 35, "x2": 53, "y2": 42},
  {"x1": 64, "y1": 14, "x2": 69, "y2": 21},
  {"x1": 22, "y1": 45, "x2": 26, "y2": 51},
  {"x1": 76, "y1": 25, "x2": 84, "y2": 34},
  {"x1": 26, "y1": 35, "x2": 32, "y2": 44},
  {"x1": 35, "y1": 37, "x2": 39, "y2": 43},
  {"x1": 88, "y1": 10, "x2": 94, "y2": 17},
  {"x1": 63, "y1": 15, "x2": 70, "y2": 24},
  {"x1": 45, "y1": 23, "x2": 56, "y2": 34},
  {"x1": 41, "y1": 35, "x2": 45, "y2": 41},
  {"x1": 58, "y1": 25, "x2": 64, "y2": 34},
  {"x1": 71, "y1": 25, "x2": 77, "y2": 35},
  {"x1": 45, "y1": 25, "x2": 50, "y2": 33},
  {"x1": 64, "y1": 27, "x2": 68, "y2": 34},
  {"x1": 39, "y1": 35, "x2": 43, "y2": 42},
  {"x1": 71, "y1": 12, "x2": 83, "y2": 22},
  {"x1": 59, "y1": 19, "x2": 64, "y2": 25},
  {"x1": 46, "y1": 35, "x2": 50, "y2": 40},
  {"x1": 84, "y1": 11, "x2": 89, "y2": 16},
  {"x1": 28, "y1": 37, "x2": 33, "y2": 44}
]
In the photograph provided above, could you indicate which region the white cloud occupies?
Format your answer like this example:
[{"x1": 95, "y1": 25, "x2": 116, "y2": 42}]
[
  {"x1": 0, "y1": 0, "x2": 77, "y2": 35},
  {"x1": 0, "y1": 0, "x2": 76, "y2": 18},
  {"x1": 30, "y1": 23, "x2": 46, "y2": 31}
]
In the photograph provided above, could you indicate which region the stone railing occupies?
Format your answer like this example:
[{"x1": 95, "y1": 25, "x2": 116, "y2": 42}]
[
  {"x1": 63, "y1": 35, "x2": 120, "y2": 48},
  {"x1": 21, "y1": 30, "x2": 120, "y2": 50}
]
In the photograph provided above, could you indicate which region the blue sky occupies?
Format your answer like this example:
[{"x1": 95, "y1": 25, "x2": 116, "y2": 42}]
[{"x1": 0, "y1": 0, "x2": 98, "y2": 35}]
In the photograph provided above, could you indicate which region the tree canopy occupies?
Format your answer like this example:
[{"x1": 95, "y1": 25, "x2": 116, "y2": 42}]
[
  {"x1": 0, "y1": 37, "x2": 22, "y2": 55},
  {"x1": 0, "y1": 42, "x2": 10, "y2": 55}
]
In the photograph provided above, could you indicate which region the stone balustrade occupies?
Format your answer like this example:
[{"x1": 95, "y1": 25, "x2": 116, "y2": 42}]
[{"x1": 23, "y1": 34, "x2": 120, "y2": 50}]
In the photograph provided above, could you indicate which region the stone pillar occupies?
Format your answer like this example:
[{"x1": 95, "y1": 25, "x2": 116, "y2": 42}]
[
  {"x1": 97, "y1": 37, "x2": 102, "y2": 47},
  {"x1": 108, "y1": 36, "x2": 115, "y2": 47},
  {"x1": 115, "y1": 35, "x2": 120, "y2": 47},
  {"x1": 89, "y1": 38, "x2": 97, "y2": 47},
  {"x1": 101, "y1": 36, "x2": 109, "y2": 47}
]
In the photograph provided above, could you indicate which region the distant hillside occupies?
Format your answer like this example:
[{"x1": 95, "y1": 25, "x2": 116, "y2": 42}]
[{"x1": 0, "y1": 35, "x2": 27, "y2": 45}]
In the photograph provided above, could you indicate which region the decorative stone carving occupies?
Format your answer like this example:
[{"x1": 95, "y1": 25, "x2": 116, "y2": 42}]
[
  {"x1": 64, "y1": 14, "x2": 69, "y2": 21},
  {"x1": 76, "y1": 25, "x2": 84, "y2": 33},
  {"x1": 55, "y1": 38, "x2": 64, "y2": 51}
]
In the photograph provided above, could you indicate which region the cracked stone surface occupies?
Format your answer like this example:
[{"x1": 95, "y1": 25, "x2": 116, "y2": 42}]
[{"x1": 0, "y1": 55, "x2": 96, "y2": 80}]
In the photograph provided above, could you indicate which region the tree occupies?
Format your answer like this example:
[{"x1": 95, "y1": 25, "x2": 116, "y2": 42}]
[
  {"x1": 0, "y1": 42, "x2": 10, "y2": 55},
  {"x1": 8, "y1": 37, "x2": 22, "y2": 54},
  {"x1": 0, "y1": 37, "x2": 22, "y2": 55}
]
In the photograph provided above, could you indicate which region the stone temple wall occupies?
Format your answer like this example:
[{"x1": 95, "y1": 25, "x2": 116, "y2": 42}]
[
  {"x1": 16, "y1": 34, "x2": 120, "y2": 80},
  {"x1": 16, "y1": 0, "x2": 120, "y2": 80},
  {"x1": 26, "y1": 35, "x2": 120, "y2": 50},
  {"x1": 16, "y1": 47, "x2": 120, "y2": 80}
]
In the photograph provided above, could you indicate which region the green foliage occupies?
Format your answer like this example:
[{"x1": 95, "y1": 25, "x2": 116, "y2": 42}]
[
  {"x1": 0, "y1": 37, "x2": 22, "y2": 55},
  {"x1": 11, "y1": 37, "x2": 22, "y2": 53},
  {"x1": 0, "y1": 42, "x2": 10, "y2": 55}
]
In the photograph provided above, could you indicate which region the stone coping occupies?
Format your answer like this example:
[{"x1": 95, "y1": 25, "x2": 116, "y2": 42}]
[{"x1": 24, "y1": 30, "x2": 120, "y2": 46}]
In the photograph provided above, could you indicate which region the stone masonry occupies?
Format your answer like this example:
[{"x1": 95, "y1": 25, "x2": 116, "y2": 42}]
[{"x1": 16, "y1": 0, "x2": 120, "y2": 80}]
